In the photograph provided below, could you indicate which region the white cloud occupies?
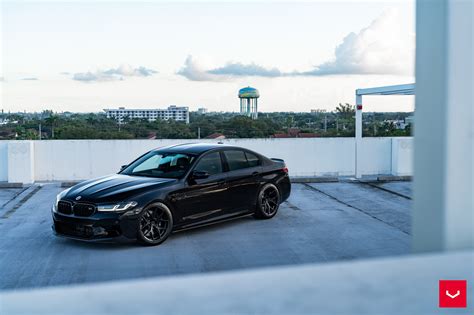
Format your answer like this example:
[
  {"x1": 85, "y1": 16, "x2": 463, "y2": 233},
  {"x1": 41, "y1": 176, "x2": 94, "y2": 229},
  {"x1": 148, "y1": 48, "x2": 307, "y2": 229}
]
[
  {"x1": 307, "y1": 9, "x2": 415, "y2": 76},
  {"x1": 177, "y1": 56, "x2": 220, "y2": 81},
  {"x1": 177, "y1": 56, "x2": 283, "y2": 81},
  {"x1": 178, "y1": 10, "x2": 415, "y2": 82},
  {"x1": 209, "y1": 62, "x2": 282, "y2": 77},
  {"x1": 73, "y1": 64, "x2": 157, "y2": 82}
]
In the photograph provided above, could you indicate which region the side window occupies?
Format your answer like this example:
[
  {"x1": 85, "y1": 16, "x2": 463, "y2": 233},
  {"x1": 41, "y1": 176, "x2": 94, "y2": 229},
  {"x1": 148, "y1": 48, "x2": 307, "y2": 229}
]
[
  {"x1": 245, "y1": 152, "x2": 261, "y2": 167},
  {"x1": 224, "y1": 150, "x2": 249, "y2": 171},
  {"x1": 194, "y1": 152, "x2": 223, "y2": 175}
]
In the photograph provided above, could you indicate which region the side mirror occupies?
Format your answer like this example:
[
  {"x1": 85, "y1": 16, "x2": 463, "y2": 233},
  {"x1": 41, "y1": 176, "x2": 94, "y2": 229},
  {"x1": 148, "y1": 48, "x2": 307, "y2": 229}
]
[
  {"x1": 120, "y1": 165, "x2": 128, "y2": 171},
  {"x1": 191, "y1": 170, "x2": 210, "y2": 179}
]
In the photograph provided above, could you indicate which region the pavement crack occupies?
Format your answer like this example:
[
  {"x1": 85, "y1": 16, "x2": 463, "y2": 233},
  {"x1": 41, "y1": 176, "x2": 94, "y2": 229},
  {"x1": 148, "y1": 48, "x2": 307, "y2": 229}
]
[
  {"x1": 301, "y1": 183, "x2": 410, "y2": 235},
  {"x1": 1, "y1": 185, "x2": 42, "y2": 219}
]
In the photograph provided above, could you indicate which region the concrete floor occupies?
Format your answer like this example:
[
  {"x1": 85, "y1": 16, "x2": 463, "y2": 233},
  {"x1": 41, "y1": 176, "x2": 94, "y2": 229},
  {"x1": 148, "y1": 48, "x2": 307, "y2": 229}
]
[{"x1": 0, "y1": 181, "x2": 412, "y2": 291}]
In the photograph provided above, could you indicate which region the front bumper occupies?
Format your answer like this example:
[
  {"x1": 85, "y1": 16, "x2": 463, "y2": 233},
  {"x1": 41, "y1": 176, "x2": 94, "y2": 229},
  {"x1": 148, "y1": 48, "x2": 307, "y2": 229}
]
[{"x1": 52, "y1": 209, "x2": 140, "y2": 242}]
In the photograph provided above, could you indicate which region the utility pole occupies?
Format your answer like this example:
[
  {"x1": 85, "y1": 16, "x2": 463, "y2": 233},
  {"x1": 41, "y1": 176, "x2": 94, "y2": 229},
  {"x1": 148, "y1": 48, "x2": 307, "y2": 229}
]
[
  {"x1": 324, "y1": 116, "x2": 327, "y2": 132},
  {"x1": 38, "y1": 123, "x2": 42, "y2": 140},
  {"x1": 197, "y1": 127, "x2": 201, "y2": 139}
]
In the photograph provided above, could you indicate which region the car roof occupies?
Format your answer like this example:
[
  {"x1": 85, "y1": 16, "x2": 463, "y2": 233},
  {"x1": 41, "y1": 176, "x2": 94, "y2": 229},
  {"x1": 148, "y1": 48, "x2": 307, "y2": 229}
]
[{"x1": 154, "y1": 143, "x2": 244, "y2": 155}]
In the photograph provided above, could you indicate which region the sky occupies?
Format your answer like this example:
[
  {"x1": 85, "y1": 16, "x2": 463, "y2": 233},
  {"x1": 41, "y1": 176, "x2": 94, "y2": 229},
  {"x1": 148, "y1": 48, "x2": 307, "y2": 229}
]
[{"x1": 1, "y1": 1, "x2": 416, "y2": 113}]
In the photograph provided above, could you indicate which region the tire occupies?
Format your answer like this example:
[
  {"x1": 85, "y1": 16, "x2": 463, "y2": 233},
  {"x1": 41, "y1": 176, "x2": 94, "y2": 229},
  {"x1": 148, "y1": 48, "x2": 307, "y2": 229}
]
[
  {"x1": 254, "y1": 183, "x2": 281, "y2": 219},
  {"x1": 137, "y1": 202, "x2": 173, "y2": 246}
]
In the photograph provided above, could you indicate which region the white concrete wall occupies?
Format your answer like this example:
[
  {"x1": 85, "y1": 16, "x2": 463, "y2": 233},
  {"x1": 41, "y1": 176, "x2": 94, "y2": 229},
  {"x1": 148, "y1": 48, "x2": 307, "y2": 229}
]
[
  {"x1": 391, "y1": 137, "x2": 413, "y2": 176},
  {"x1": 0, "y1": 141, "x2": 8, "y2": 182},
  {"x1": 0, "y1": 138, "x2": 414, "y2": 183},
  {"x1": 7, "y1": 141, "x2": 35, "y2": 184},
  {"x1": 358, "y1": 138, "x2": 392, "y2": 176}
]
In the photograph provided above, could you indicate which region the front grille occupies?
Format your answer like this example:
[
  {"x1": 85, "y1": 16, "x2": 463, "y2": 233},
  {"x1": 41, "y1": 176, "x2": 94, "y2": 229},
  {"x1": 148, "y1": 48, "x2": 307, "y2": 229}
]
[
  {"x1": 73, "y1": 203, "x2": 96, "y2": 217},
  {"x1": 55, "y1": 221, "x2": 93, "y2": 238},
  {"x1": 57, "y1": 201, "x2": 73, "y2": 215}
]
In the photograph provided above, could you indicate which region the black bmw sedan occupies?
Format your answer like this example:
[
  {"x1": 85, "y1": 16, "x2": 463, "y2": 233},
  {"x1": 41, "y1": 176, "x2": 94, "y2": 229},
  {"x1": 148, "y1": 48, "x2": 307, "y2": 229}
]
[{"x1": 52, "y1": 143, "x2": 291, "y2": 245}]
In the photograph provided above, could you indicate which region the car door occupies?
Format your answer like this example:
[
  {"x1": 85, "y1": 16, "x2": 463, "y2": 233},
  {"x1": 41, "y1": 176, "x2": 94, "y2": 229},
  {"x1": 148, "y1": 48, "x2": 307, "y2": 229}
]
[
  {"x1": 222, "y1": 149, "x2": 263, "y2": 212},
  {"x1": 176, "y1": 151, "x2": 229, "y2": 223}
]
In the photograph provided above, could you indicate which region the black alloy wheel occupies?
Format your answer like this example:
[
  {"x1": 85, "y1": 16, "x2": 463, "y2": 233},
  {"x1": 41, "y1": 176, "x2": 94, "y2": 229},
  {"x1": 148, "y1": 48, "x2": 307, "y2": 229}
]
[
  {"x1": 138, "y1": 202, "x2": 173, "y2": 245},
  {"x1": 254, "y1": 183, "x2": 280, "y2": 219}
]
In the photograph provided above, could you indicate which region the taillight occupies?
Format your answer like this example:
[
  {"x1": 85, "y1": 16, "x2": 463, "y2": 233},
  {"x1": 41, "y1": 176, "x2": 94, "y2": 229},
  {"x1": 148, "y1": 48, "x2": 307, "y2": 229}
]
[{"x1": 282, "y1": 167, "x2": 288, "y2": 174}]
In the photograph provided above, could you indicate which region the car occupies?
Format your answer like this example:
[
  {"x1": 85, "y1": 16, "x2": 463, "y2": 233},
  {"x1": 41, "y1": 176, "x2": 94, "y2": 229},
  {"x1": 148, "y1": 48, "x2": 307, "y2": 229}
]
[{"x1": 52, "y1": 143, "x2": 291, "y2": 245}]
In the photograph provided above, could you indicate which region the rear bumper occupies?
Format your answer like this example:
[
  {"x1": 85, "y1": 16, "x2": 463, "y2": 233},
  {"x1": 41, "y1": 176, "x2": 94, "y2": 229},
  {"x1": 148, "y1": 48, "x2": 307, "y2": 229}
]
[
  {"x1": 52, "y1": 210, "x2": 140, "y2": 242},
  {"x1": 278, "y1": 174, "x2": 291, "y2": 202}
]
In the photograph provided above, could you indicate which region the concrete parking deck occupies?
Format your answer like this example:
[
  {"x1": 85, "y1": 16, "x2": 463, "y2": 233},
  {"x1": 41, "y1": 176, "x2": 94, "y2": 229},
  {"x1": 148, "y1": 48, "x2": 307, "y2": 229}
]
[{"x1": 0, "y1": 181, "x2": 412, "y2": 291}]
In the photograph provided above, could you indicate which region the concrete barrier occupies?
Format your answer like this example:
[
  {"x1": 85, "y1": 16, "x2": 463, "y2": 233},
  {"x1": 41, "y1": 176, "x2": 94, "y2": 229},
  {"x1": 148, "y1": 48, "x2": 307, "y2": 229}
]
[
  {"x1": 391, "y1": 137, "x2": 413, "y2": 176},
  {"x1": 0, "y1": 137, "x2": 413, "y2": 183},
  {"x1": 7, "y1": 141, "x2": 35, "y2": 184}
]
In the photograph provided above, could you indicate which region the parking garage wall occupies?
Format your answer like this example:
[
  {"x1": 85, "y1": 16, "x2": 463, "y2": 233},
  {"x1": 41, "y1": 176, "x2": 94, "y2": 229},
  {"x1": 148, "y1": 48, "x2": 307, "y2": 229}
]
[{"x1": 0, "y1": 137, "x2": 413, "y2": 183}]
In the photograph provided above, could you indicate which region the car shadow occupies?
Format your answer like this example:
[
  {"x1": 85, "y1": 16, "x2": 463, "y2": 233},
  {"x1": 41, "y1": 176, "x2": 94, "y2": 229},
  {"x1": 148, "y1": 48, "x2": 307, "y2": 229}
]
[{"x1": 55, "y1": 215, "x2": 256, "y2": 249}]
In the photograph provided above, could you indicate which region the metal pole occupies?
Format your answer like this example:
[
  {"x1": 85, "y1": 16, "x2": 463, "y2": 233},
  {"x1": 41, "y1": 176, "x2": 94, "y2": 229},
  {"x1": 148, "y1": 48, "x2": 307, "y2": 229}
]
[
  {"x1": 255, "y1": 98, "x2": 258, "y2": 119},
  {"x1": 38, "y1": 123, "x2": 42, "y2": 140},
  {"x1": 198, "y1": 127, "x2": 201, "y2": 139},
  {"x1": 355, "y1": 94, "x2": 363, "y2": 178}
]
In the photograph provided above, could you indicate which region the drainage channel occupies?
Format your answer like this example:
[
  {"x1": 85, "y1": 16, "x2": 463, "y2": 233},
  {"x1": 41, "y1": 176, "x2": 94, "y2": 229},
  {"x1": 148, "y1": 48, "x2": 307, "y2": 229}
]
[
  {"x1": 0, "y1": 187, "x2": 29, "y2": 209},
  {"x1": 1, "y1": 185, "x2": 43, "y2": 219},
  {"x1": 358, "y1": 182, "x2": 412, "y2": 200},
  {"x1": 301, "y1": 182, "x2": 410, "y2": 235}
]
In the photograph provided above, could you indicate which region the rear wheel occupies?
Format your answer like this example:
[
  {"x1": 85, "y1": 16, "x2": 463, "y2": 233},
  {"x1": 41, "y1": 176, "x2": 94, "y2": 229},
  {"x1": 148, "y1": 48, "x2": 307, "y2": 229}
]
[
  {"x1": 137, "y1": 202, "x2": 173, "y2": 246},
  {"x1": 254, "y1": 183, "x2": 280, "y2": 219}
]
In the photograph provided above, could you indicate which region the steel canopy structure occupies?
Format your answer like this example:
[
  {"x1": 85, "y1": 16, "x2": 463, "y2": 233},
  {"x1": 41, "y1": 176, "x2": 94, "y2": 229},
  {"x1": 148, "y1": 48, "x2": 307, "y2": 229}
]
[{"x1": 355, "y1": 83, "x2": 415, "y2": 178}]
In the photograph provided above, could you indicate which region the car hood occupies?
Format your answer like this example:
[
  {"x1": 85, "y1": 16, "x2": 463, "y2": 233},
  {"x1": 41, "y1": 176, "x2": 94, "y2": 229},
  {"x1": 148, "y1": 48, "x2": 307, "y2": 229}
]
[{"x1": 64, "y1": 174, "x2": 177, "y2": 203}]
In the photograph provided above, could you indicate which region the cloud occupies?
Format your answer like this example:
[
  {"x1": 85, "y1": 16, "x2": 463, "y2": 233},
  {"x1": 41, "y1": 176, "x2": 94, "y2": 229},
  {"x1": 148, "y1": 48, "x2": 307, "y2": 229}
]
[
  {"x1": 306, "y1": 9, "x2": 415, "y2": 76},
  {"x1": 177, "y1": 55, "x2": 282, "y2": 81},
  {"x1": 177, "y1": 56, "x2": 221, "y2": 81},
  {"x1": 178, "y1": 10, "x2": 414, "y2": 81},
  {"x1": 21, "y1": 77, "x2": 39, "y2": 80},
  {"x1": 73, "y1": 64, "x2": 158, "y2": 82},
  {"x1": 209, "y1": 62, "x2": 282, "y2": 77}
]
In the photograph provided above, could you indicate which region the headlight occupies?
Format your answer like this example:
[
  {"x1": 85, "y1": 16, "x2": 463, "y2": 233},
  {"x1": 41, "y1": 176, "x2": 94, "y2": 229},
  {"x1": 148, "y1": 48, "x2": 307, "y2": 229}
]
[
  {"x1": 53, "y1": 188, "x2": 71, "y2": 213},
  {"x1": 97, "y1": 201, "x2": 138, "y2": 212}
]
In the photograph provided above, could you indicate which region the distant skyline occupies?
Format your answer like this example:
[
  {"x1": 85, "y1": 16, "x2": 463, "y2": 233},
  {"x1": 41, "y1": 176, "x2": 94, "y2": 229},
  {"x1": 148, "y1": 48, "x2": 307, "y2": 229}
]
[{"x1": 1, "y1": 1, "x2": 415, "y2": 113}]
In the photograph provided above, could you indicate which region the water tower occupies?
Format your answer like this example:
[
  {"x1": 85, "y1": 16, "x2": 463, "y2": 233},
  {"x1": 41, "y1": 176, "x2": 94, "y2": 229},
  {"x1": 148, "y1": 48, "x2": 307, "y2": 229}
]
[{"x1": 238, "y1": 86, "x2": 259, "y2": 119}]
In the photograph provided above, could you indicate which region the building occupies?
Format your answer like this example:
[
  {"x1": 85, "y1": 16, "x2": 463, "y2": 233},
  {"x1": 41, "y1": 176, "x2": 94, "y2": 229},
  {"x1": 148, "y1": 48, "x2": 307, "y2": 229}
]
[
  {"x1": 238, "y1": 86, "x2": 259, "y2": 119},
  {"x1": 197, "y1": 107, "x2": 208, "y2": 114},
  {"x1": 104, "y1": 105, "x2": 189, "y2": 124},
  {"x1": 205, "y1": 132, "x2": 225, "y2": 140}
]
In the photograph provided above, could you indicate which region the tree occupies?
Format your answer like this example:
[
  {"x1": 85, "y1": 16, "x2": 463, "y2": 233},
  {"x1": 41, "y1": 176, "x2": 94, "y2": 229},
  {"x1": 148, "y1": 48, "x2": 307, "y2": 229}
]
[
  {"x1": 335, "y1": 103, "x2": 355, "y2": 120},
  {"x1": 44, "y1": 114, "x2": 59, "y2": 138}
]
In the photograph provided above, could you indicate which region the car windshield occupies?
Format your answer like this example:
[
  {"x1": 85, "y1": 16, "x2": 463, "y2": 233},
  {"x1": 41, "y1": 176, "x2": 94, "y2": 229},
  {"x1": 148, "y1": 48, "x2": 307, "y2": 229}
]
[{"x1": 121, "y1": 152, "x2": 196, "y2": 179}]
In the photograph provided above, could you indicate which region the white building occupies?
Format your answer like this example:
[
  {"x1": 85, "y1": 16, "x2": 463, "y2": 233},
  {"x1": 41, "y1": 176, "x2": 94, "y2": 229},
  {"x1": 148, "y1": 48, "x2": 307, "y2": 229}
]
[
  {"x1": 104, "y1": 105, "x2": 189, "y2": 124},
  {"x1": 197, "y1": 107, "x2": 208, "y2": 114}
]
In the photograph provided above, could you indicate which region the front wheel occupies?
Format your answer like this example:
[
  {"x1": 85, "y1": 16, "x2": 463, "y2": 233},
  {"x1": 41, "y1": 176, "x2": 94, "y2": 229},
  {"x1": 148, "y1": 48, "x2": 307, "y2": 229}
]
[
  {"x1": 254, "y1": 183, "x2": 280, "y2": 219},
  {"x1": 137, "y1": 202, "x2": 173, "y2": 246}
]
